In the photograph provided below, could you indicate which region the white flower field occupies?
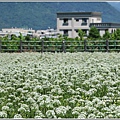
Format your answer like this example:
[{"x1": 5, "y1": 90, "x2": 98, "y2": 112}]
[{"x1": 0, "y1": 52, "x2": 120, "y2": 118}]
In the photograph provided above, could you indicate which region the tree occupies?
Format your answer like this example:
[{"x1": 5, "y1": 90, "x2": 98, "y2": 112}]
[
  {"x1": 2, "y1": 35, "x2": 9, "y2": 40},
  {"x1": 78, "y1": 29, "x2": 85, "y2": 40},
  {"x1": 110, "y1": 33, "x2": 115, "y2": 40},
  {"x1": 102, "y1": 30, "x2": 111, "y2": 40},
  {"x1": 58, "y1": 34, "x2": 65, "y2": 41},
  {"x1": 18, "y1": 32, "x2": 25, "y2": 40},
  {"x1": 114, "y1": 28, "x2": 120, "y2": 40},
  {"x1": 11, "y1": 34, "x2": 20, "y2": 40},
  {"x1": 25, "y1": 35, "x2": 31, "y2": 41},
  {"x1": 88, "y1": 26, "x2": 100, "y2": 40}
]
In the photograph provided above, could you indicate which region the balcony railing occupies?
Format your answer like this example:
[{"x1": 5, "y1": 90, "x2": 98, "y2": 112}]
[
  {"x1": 63, "y1": 22, "x2": 68, "y2": 26},
  {"x1": 90, "y1": 23, "x2": 120, "y2": 28},
  {"x1": 81, "y1": 23, "x2": 87, "y2": 26},
  {"x1": 63, "y1": 33, "x2": 69, "y2": 37}
]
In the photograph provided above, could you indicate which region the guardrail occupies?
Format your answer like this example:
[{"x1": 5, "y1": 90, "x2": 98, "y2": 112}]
[{"x1": 0, "y1": 40, "x2": 120, "y2": 53}]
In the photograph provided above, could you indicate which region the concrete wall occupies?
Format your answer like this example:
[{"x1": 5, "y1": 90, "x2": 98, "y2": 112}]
[
  {"x1": 99, "y1": 29, "x2": 106, "y2": 37},
  {"x1": 89, "y1": 17, "x2": 102, "y2": 23}
]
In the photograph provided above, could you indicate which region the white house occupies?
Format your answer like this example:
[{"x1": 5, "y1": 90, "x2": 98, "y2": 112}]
[
  {"x1": 1, "y1": 27, "x2": 35, "y2": 37},
  {"x1": 57, "y1": 12, "x2": 120, "y2": 38}
]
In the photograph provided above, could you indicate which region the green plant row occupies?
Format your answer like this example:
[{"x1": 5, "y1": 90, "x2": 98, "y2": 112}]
[
  {"x1": 0, "y1": 27, "x2": 120, "y2": 52},
  {"x1": 0, "y1": 39, "x2": 120, "y2": 52}
]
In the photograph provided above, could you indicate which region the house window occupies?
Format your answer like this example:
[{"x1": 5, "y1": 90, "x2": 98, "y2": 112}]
[
  {"x1": 63, "y1": 19, "x2": 68, "y2": 26},
  {"x1": 111, "y1": 29, "x2": 115, "y2": 33},
  {"x1": 64, "y1": 19, "x2": 68, "y2": 23},
  {"x1": 76, "y1": 30, "x2": 78, "y2": 33},
  {"x1": 28, "y1": 31, "x2": 32, "y2": 33},
  {"x1": 81, "y1": 18, "x2": 87, "y2": 25},
  {"x1": 76, "y1": 19, "x2": 79, "y2": 22},
  {"x1": 63, "y1": 30, "x2": 68, "y2": 36}
]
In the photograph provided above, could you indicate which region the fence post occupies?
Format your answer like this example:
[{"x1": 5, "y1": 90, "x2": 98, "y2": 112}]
[
  {"x1": 20, "y1": 40, "x2": 22, "y2": 53},
  {"x1": 106, "y1": 39, "x2": 109, "y2": 52},
  {"x1": 84, "y1": 40, "x2": 87, "y2": 52},
  {"x1": 41, "y1": 40, "x2": 44, "y2": 53},
  {"x1": 62, "y1": 40, "x2": 66, "y2": 53},
  {"x1": 0, "y1": 40, "x2": 1, "y2": 52}
]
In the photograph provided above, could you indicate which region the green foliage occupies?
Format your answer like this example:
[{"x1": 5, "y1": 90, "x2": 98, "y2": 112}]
[
  {"x1": 75, "y1": 37, "x2": 79, "y2": 41},
  {"x1": 102, "y1": 30, "x2": 111, "y2": 40},
  {"x1": 25, "y1": 35, "x2": 31, "y2": 41},
  {"x1": 78, "y1": 29, "x2": 85, "y2": 40},
  {"x1": 18, "y1": 32, "x2": 25, "y2": 40},
  {"x1": 32, "y1": 37, "x2": 40, "y2": 41},
  {"x1": 0, "y1": 29, "x2": 120, "y2": 52},
  {"x1": 110, "y1": 33, "x2": 115, "y2": 40},
  {"x1": 108, "y1": 29, "x2": 120, "y2": 40},
  {"x1": 88, "y1": 26, "x2": 101, "y2": 40},
  {"x1": 2, "y1": 35, "x2": 9, "y2": 40},
  {"x1": 11, "y1": 34, "x2": 20, "y2": 40},
  {"x1": 114, "y1": 28, "x2": 120, "y2": 40}
]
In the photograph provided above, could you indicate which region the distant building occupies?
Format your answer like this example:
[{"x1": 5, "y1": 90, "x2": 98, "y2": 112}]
[
  {"x1": 0, "y1": 31, "x2": 8, "y2": 37},
  {"x1": 0, "y1": 27, "x2": 59, "y2": 39},
  {"x1": 1, "y1": 28, "x2": 35, "y2": 37},
  {"x1": 57, "y1": 12, "x2": 120, "y2": 38},
  {"x1": 34, "y1": 28, "x2": 59, "y2": 39}
]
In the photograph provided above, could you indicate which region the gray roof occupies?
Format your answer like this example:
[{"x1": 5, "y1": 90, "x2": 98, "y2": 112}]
[{"x1": 57, "y1": 12, "x2": 102, "y2": 18}]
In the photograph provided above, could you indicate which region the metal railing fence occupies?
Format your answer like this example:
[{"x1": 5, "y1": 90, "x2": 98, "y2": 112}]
[{"x1": 0, "y1": 40, "x2": 120, "y2": 53}]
